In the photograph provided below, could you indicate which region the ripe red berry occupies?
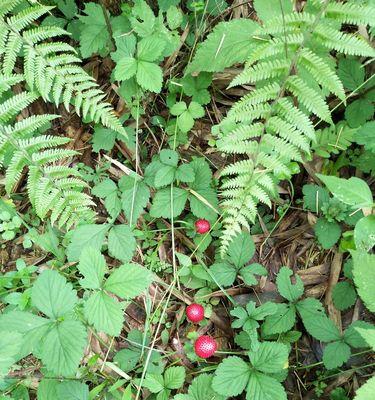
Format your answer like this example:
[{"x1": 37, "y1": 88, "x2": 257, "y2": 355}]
[
  {"x1": 194, "y1": 335, "x2": 217, "y2": 359},
  {"x1": 186, "y1": 303, "x2": 205, "y2": 323},
  {"x1": 195, "y1": 219, "x2": 210, "y2": 234}
]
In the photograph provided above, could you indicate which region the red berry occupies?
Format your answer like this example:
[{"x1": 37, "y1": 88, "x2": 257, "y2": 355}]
[
  {"x1": 195, "y1": 219, "x2": 210, "y2": 234},
  {"x1": 186, "y1": 303, "x2": 205, "y2": 323},
  {"x1": 194, "y1": 335, "x2": 217, "y2": 359}
]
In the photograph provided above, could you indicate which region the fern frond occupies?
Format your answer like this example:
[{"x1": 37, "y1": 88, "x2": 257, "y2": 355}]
[{"x1": 325, "y1": 3, "x2": 375, "y2": 26}]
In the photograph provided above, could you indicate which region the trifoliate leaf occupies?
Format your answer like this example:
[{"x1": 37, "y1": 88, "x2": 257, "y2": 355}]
[
  {"x1": 240, "y1": 263, "x2": 267, "y2": 286},
  {"x1": 41, "y1": 319, "x2": 87, "y2": 376},
  {"x1": 351, "y1": 250, "x2": 375, "y2": 312},
  {"x1": 84, "y1": 291, "x2": 124, "y2": 337},
  {"x1": 276, "y1": 267, "x2": 304, "y2": 302},
  {"x1": 187, "y1": 19, "x2": 258, "y2": 73},
  {"x1": 181, "y1": 73, "x2": 212, "y2": 105},
  {"x1": 249, "y1": 342, "x2": 289, "y2": 373},
  {"x1": 314, "y1": 217, "x2": 341, "y2": 249},
  {"x1": 212, "y1": 356, "x2": 250, "y2": 397},
  {"x1": 104, "y1": 263, "x2": 153, "y2": 299},
  {"x1": 164, "y1": 366, "x2": 185, "y2": 389},
  {"x1": 67, "y1": 224, "x2": 110, "y2": 262},
  {"x1": 332, "y1": 281, "x2": 357, "y2": 311},
  {"x1": 114, "y1": 57, "x2": 138, "y2": 81},
  {"x1": 32, "y1": 270, "x2": 77, "y2": 319},
  {"x1": 227, "y1": 231, "x2": 255, "y2": 268},
  {"x1": 77, "y1": 247, "x2": 106, "y2": 289},
  {"x1": 188, "y1": 102, "x2": 204, "y2": 118},
  {"x1": 322, "y1": 341, "x2": 351, "y2": 370},
  {"x1": 150, "y1": 187, "x2": 188, "y2": 218},
  {"x1": 107, "y1": 225, "x2": 136, "y2": 262}
]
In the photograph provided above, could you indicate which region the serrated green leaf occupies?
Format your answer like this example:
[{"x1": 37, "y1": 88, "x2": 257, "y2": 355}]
[
  {"x1": 212, "y1": 356, "x2": 250, "y2": 397},
  {"x1": 344, "y1": 321, "x2": 374, "y2": 348},
  {"x1": 164, "y1": 366, "x2": 185, "y2": 389},
  {"x1": 104, "y1": 263, "x2": 153, "y2": 299},
  {"x1": 67, "y1": 224, "x2": 110, "y2": 262},
  {"x1": 240, "y1": 263, "x2": 267, "y2": 286},
  {"x1": 137, "y1": 36, "x2": 165, "y2": 62},
  {"x1": 276, "y1": 267, "x2": 304, "y2": 302},
  {"x1": 210, "y1": 262, "x2": 237, "y2": 287},
  {"x1": 354, "y1": 215, "x2": 375, "y2": 252},
  {"x1": 263, "y1": 303, "x2": 296, "y2": 335},
  {"x1": 56, "y1": 381, "x2": 89, "y2": 400},
  {"x1": 354, "y1": 326, "x2": 375, "y2": 351},
  {"x1": 41, "y1": 319, "x2": 87, "y2": 376},
  {"x1": 249, "y1": 342, "x2": 289, "y2": 373},
  {"x1": 114, "y1": 57, "x2": 137, "y2": 81},
  {"x1": 302, "y1": 315, "x2": 341, "y2": 342},
  {"x1": 32, "y1": 270, "x2": 77, "y2": 319},
  {"x1": 154, "y1": 165, "x2": 176, "y2": 188},
  {"x1": 137, "y1": 61, "x2": 163, "y2": 93},
  {"x1": 351, "y1": 250, "x2": 375, "y2": 312},
  {"x1": 354, "y1": 376, "x2": 375, "y2": 400},
  {"x1": 337, "y1": 58, "x2": 364, "y2": 91},
  {"x1": 302, "y1": 184, "x2": 330, "y2": 212},
  {"x1": 323, "y1": 341, "x2": 351, "y2": 370},
  {"x1": 314, "y1": 217, "x2": 342, "y2": 249},
  {"x1": 247, "y1": 372, "x2": 287, "y2": 400},
  {"x1": 150, "y1": 187, "x2": 188, "y2": 219},
  {"x1": 77, "y1": 247, "x2": 106, "y2": 289},
  {"x1": 84, "y1": 291, "x2": 124, "y2": 337},
  {"x1": 332, "y1": 281, "x2": 357, "y2": 311},
  {"x1": 0, "y1": 331, "x2": 23, "y2": 375},
  {"x1": 160, "y1": 149, "x2": 179, "y2": 167},
  {"x1": 176, "y1": 164, "x2": 195, "y2": 183},
  {"x1": 227, "y1": 231, "x2": 255, "y2": 268},
  {"x1": 345, "y1": 99, "x2": 374, "y2": 128},
  {"x1": 108, "y1": 225, "x2": 136, "y2": 262},
  {"x1": 144, "y1": 373, "x2": 165, "y2": 393}
]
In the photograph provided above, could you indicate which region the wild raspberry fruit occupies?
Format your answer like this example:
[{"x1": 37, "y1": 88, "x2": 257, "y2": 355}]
[
  {"x1": 186, "y1": 303, "x2": 205, "y2": 323},
  {"x1": 195, "y1": 219, "x2": 210, "y2": 234},
  {"x1": 194, "y1": 335, "x2": 217, "y2": 359}
]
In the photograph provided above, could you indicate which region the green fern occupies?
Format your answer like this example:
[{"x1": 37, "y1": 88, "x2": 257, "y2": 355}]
[
  {"x1": 0, "y1": 0, "x2": 125, "y2": 136},
  {"x1": 211, "y1": 0, "x2": 375, "y2": 254}
]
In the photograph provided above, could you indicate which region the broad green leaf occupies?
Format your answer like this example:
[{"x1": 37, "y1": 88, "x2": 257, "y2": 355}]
[
  {"x1": 227, "y1": 231, "x2": 255, "y2": 268},
  {"x1": 302, "y1": 315, "x2": 341, "y2": 342},
  {"x1": 345, "y1": 98, "x2": 374, "y2": 128},
  {"x1": 344, "y1": 321, "x2": 374, "y2": 348},
  {"x1": 189, "y1": 158, "x2": 213, "y2": 189},
  {"x1": 160, "y1": 149, "x2": 179, "y2": 167},
  {"x1": 353, "y1": 121, "x2": 375, "y2": 152},
  {"x1": 92, "y1": 179, "x2": 117, "y2": 198},
  {"x1": 143, "y1": 373, "x2": 164, "y2": 393},
  {"x1": 183, "y1": 373, "x2": 226, "y2": 400},
  {"x1": 119, "y1": 176, "x2": 150, "y2": 224},
  {"x1": 188, "y1": 102, "x2": 204, "y2": 119},
  {"x1": 56, "y1": 381, "x2": 89, "y2": 400},
  {"x1": 166, "y1": 6, "x2": 182, "y2": 30},
  {"x1": 108, "y1": 225, "x2": 136, "y2": 262},
  {"x1": 302, "y1": 184, "x2": 330, "y2": 213},
  {"x1": 332, "y1": 281, "x2": 357, "y2": 311},
  {"x1": 276, "y1": 267, "x2": 304, "y2": 302},
  {"x1": 337, "y1": 58, "x2": 364, "y2": 91},
  {"x1": 114, "y1": 57, "x2": 137, "y2": 81},
  {"x1": 37, "y1": 379, "x2": 59, "y2": 400},
  {"x1": 351, "y1": 250, "x2": 375, "y2": 312},
  {"x1": 154, "y1": 165, "x2": 176, "y2": 188},
  {"x1": 137, "y1": 36, "x2": 165, "y2": 62},
  {"x1": 187, "y1": 19, "x2": 258, "y2": 73},
  {"x1": 354, "y1": 326, "x2": 375, "y2": 351},
  {"x1": 92, "y1": 126, "x2": 118, "y2": 152},
  {"x1": 41, "y1": 319, "x2": 87, "y2": 376},
  {"x1": 354, "y1": 215, "x2": 375, "y2": 252},
  {"x1": 212, "y1": 356, "x2": 250, "y2": 397},
  {"x1": 32, "y1": 270, "x2": 77, "y2": 319},
  {"x1": 164, "y1": 366, "x2": 185, "y2": 390},
  {"x1": 79, "y1": 3, "x2": 109, "y2": 58},
  {"x1": 317, "y1": 175, "x2": 373, "y2": 209},
  {"x1": 84, "y1": 291, "x2": 124, "y2": 337},
  {"x1": 210, "y1": 262, "x2": 237, "y2": 287},
  {"x1": 296, "y1": 297, "x2": 325, "y2": 319},
  {"x1": 249, "y1": 342, "x2": 289, "y2": 373},
  {"x1": 177, "y1": 110, "x2": 195, "y2": 133},
  {"x1": 104, "y1": 263, "x2": 153, "y2": 299},
  {"x1": 263, "y1": 303, "x2": 296, "y2": 335},
  {"x1": 136, "y1": 61, "x2": 163, "y2": 93},
  {"x1": 247, "y1": 372, "x2": 287, "y2": 400},
  {"x1": 0, "y1": 331, "x2": 23, "y2": 375},
  {"x1": 322, "y1": 341, "x2": 351, "y2": 369},
  {"x1": 189, "y1": 187, "x2": 218, "y2": 220},
  {"x1": 170, "y1": 101, "x2": 188, "y2": 115},
  {"x1": 77, "y1": 247, "x2": 106, "y2": 289},
  {"x1": 240, "y1": 263, "x2": 267, "y2": 286},
  {"x1": 150, "y1": 187, "x2": 188, "y2": 219},
  {"x1": 354, "y1": 376, "x2": 375, "y2": 400},
  {"x1": 176, "y1": 164, "x2": 195, "y2": 183},
  {"x1": 67, "y1": 224, "x2": 109, "y2": 262},
  {"x1": 254, "y1": 0, "x2": 293, "y2": 21},
  {"x1": 314, "y1": 217, "x2": 342, "y2": 249},
  {"x1": 251, "y1": 302, "x2": 277, "y2": 320}
]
